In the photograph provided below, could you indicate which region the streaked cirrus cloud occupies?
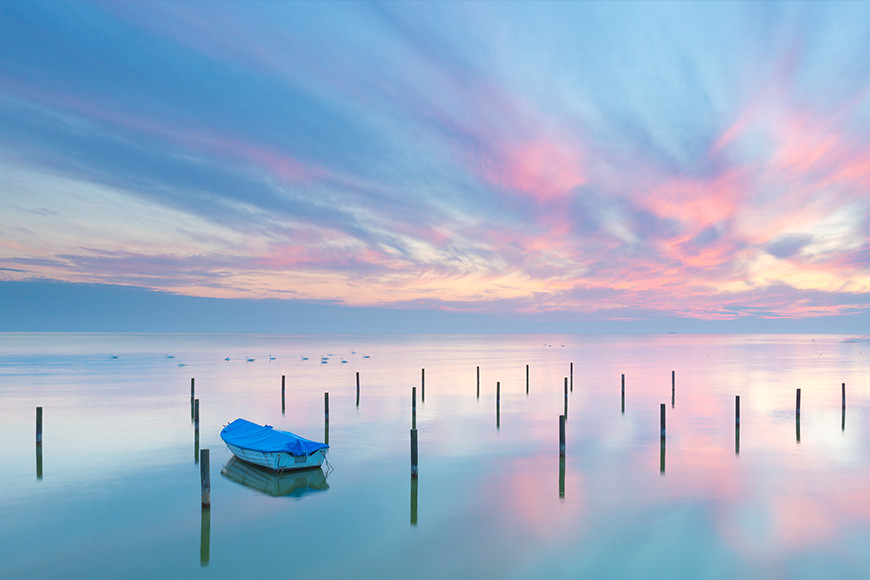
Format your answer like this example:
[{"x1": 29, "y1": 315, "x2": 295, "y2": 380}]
[{"x1": 1, "y1": 1, "x2": 869, "y2": 325}]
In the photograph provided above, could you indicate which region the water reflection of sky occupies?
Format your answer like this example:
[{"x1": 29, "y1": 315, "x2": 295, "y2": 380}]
[{"x1": 1, "y1": 333, "x2": 869, "y2": 578}]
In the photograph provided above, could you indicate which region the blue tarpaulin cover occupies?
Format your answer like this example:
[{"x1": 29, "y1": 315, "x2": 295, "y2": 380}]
[{"x1": 220, "y1": 418, "x2": 329, "y2": 456}]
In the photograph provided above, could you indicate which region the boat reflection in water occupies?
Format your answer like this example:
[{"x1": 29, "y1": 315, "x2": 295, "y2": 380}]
[{"x1": 221, "y1": 457, "x2": 329, "y2": 498}]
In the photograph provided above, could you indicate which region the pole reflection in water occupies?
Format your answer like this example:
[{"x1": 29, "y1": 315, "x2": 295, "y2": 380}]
[
  {"x1": 324, "y1": 420, "x2": 329, "y2": 446},
  {"x1": 660, "y1": 438, "x2": 666, "y2": 475},
  {"x1": 410, "y1": 477, "x2": 418, "y2": 527},
  {"x1": 842, "y1": 408, "x2": 846, "y2": 432},
  {"x1": 559, "y1": 455, "x2": 565, "y2": 500},
  {"x1": 735, "y1": 426, "x2": 740, "y2": 455},
  {"x1": 36, "y1": 443, "x2": 43, "y2": 481},
  {"x1": 796, "y1": 415, "x2": 801, "y2": 444},
  {"x1": 200, "y1": 507, "x2": 210, "y2": 567}
]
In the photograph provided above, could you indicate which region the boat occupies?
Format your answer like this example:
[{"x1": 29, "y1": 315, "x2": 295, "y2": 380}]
[
  {"x1": 220, "y1": 418, "x2": 329, "y2": 471},
  {"x1": 221, "y1": 456, "x2": 329, "y2": 497}
]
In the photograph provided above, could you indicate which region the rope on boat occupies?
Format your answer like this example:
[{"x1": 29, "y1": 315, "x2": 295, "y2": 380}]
[{"x1": 323, "y1": 454, "x2": 334, "y2": 476}]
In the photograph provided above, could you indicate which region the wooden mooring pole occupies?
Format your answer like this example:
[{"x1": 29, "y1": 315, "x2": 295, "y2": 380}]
[
  {"x1": 842, "y1": 382, "x2": 846, "y2": 431},
  {"x1": 563, "y1": 378, "x2": 568, "y2": 418},
  {"x1": 526, "y1": 364, "x2": 529, "y2": 395},
  {"x1": 36, "y1": 406, "x2": 43, "y2": 444},
  {"x1": 621, "y1": 374, "x2": 625, "y2": 414},
  {"x1": 796, "y1": 388, "x2": 801, "y2": 443},
  {"x1": 735, "y1": 395, "x2": 740, "y2": 455},
  {"x1": 559, "y1": 414, "x2": 566, "y2": 456},
  {"x1": 200, "y1": 449, "x2": 211, "y2": 507},
  {"x1": 356, "y1": 372, "x2": 360, "y2": 407},
  {"x1": 36, "y1": 406, "x2": 43, "y2": 480},
  {"x1": 412, "y1": 386, "x2": 417, "y2": 429},
  {"x1": 421, "y1": 368, "x2": 425, "y2": 403},
  {"x1": 570, "y1": 362, "x2": 573, "y2": 392}
]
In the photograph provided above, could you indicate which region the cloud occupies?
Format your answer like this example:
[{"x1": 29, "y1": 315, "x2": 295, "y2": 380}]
[
  {"x1": 766, "y1": 234, "x2": 815, "y2": 259},
  {"x1": 2, "y1": 1, "x2": 870, "y2": 326}
]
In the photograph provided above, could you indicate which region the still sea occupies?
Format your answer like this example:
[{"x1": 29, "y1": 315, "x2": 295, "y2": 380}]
[{"x1": 1, "y1": 332, "x2": 869, "y2": 579}]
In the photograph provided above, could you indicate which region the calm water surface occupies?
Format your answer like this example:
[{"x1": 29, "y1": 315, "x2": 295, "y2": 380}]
[{"x1": 1, "y1": 333, "x2": 869, "y2": 579}]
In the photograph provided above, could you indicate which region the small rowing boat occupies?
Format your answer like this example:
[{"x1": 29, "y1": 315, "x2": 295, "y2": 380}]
[{"x1": 220, "y1": 418, "x2": 329, "y2": 471}]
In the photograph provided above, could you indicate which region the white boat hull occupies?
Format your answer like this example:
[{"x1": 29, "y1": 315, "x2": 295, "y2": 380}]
[{"x1": 225, "y1": 443, "x2": 327, "y2": 471}]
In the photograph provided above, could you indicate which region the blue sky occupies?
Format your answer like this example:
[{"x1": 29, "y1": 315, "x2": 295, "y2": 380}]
[{"x1": 2, "y1": 1, "x2": 870, "y2": 332}]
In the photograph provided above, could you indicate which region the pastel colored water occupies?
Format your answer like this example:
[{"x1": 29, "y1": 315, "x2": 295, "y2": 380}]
[{"x1": 1, "y1": 333, "x2": 869, "y2": 579}]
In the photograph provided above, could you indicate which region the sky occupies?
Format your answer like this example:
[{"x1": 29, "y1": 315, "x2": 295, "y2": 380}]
[{"x1": 2, "y1": 1, "x2": 870, "y2": 332}]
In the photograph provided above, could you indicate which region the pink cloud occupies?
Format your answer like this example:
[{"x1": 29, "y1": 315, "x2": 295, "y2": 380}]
[{"x1": 479, "y1": 137, "x2": 586, "y2": 201}]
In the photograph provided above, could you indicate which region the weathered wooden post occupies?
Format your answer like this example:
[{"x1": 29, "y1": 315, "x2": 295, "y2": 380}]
[
  {"x1": 671, "y1": 370, "x2": 675, "y2": 408},
  {"x1": 660, "y1": 403, "x2": 666, "y2": 438},
  {"x1": 735, "y1": 395, "x2": 740, "y2": 426},
  {"x1": 476, "y1": 366, "x2": 480, "y2": 399},
  {"x1": 281, "y1": 375, "x2": 286, "y2": 414},
  {"x1": 412, "y1": 386, "x2": 417, "y2": 429},
  {"x1": 356, "y1": 372, "x2": 360, "y2": 407},
  {"x1": 36, "y1": 406, "x2": 43, "y2": 481},
  {"x1": 200, "y1": 449, "x2": 210, "y2": 507},
  {"x1": 410, "y1": 428, "x2": 418, "y2": 478},
  {"x1": 563, "y1": 378, "x2": 568, "y2": 418},
  {"x1": 194, "y1": 398, "x2": 200, "y2": 464},
  {"x1": 621, "y1": 374, "x2": 625, "y2": 414},
  {"x1": 570, "y1": 362, "x2": 573, "y2": 392},
  {"x1": 842, "y1": 382, "x2": 846, "y2": 431},
  {"x1": 421, "y1": 368, "x2": 425, "y2": 403},
  {"x1": 526, "y1": 364, "x2": 529, "y2": 395},
  {"x1": 796, "y1": 388, "x2": 801, "y2": 443},
  {"x1": 735, "y1": 395, "x2": 740, "y2": 455},
  {"x1": 559, "y1": 414, "x2": 566, "y2": 456},
  {"x1": 191, "y1": 377, "x2": 195, "y2": 401}
]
